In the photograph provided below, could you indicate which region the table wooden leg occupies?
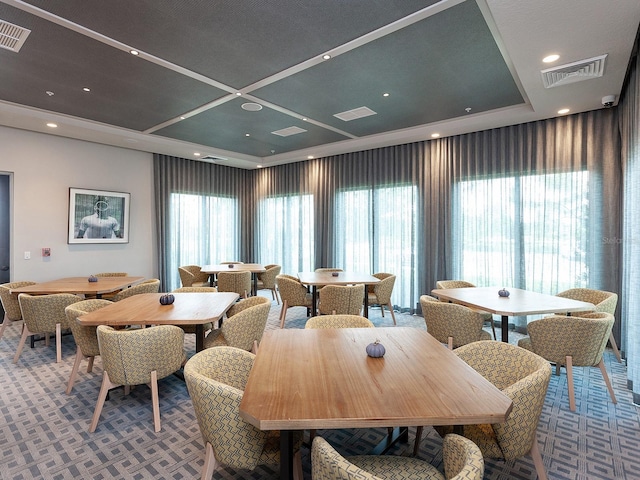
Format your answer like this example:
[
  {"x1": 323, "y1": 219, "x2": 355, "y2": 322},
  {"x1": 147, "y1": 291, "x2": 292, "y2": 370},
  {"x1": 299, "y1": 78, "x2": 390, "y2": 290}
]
[
  {"x1": 363, "y1": 289, "x2": 369, "y2": 318},
  {"x1": 280, "y1": 429, "x2": 294, "y2": 480},
  {"x1": 195, "y1": 324, "x2": 204, "y2": 352},
  {"x1": 312, "y1": 286, "x2": 318, "y2": 317},
  {"x1": 501, "y1": 315, "x2": 509, "y2": 343}
]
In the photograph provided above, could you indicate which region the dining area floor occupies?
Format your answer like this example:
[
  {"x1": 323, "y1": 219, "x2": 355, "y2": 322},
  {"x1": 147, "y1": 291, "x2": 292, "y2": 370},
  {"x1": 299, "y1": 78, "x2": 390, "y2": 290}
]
[{"x1": 0, "y1": 294, "x2": 638, "y2": 479}]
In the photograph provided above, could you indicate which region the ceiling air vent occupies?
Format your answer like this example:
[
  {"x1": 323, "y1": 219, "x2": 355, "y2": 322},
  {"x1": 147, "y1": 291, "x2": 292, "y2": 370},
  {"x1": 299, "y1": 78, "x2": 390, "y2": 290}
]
[
  {"x1": 271, "y1": 126, "x2": 307, "y2": 137},
  {"x1": 541, "y1": 54, "x2": 607, "y2": 88},
  {"x1": 0, "y1": 19, "x2": 31, "y2": 53},
  {"x1": 334, "y1": 106, "x2": 377, "y2": 121}
]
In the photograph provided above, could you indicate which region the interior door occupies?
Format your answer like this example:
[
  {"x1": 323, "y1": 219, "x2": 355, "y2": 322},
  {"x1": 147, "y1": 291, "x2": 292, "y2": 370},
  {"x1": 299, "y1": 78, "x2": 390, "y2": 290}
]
[{"x1": 0, "y1": 174, "x2": 10, "y2": 319}]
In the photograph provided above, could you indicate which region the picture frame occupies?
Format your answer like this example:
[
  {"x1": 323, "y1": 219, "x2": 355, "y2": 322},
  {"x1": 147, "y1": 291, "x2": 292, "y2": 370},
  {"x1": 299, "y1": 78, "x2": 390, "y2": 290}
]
[{"x1": 68, "y1": 188, "x2": 130, "y2": 244}]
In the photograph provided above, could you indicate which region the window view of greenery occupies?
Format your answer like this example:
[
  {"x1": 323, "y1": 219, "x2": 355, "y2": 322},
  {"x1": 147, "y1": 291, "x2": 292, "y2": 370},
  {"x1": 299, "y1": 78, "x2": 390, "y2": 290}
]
[
  {"x1": 335, "y1": 185, "x2": 419, "y2": 310},
  {"x1": 258, "y1": 194, "x2": 314, "y2": 275},
  {"x1": 455, "y1": 171, "x2": 590, "y2": 294},
  {"x1": 169, "y1": 193, "x2": 238, "y2": 290}
]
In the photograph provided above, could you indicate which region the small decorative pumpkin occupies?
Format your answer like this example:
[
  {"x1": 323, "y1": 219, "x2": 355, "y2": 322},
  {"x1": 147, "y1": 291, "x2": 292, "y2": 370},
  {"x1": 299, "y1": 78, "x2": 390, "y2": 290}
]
[
  {"x1": 159, "y1": 293, "x2": 175, "y2": 305},
  {"x1": 331, "y1": 272, "x2": 339, "y2": 277},
  {"x1": 366, "y1": 339, "x2": 386, "y2": 358},
  {"x1": 498, "y1": 288, "x2": 510, "y2": 297},
  {"x1": 88, "y1": 275, "x2": 98, "y2": 283},
  {"x1": 228, "y1": 264, "x2": 234, "y2": 268}
]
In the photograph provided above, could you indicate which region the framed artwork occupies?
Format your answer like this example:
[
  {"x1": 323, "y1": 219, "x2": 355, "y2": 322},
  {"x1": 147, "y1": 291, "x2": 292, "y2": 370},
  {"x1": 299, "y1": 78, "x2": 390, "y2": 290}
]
[{"x1": 68, "y1": 188, "x2": 130, "y2": 244}]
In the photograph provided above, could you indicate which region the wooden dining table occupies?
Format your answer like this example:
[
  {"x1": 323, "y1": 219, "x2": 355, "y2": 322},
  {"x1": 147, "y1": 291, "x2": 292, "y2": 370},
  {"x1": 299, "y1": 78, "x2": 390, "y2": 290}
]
[
  {"x1": 200, "y1": 263, "x2": 266, "y2": 296},
  {"x1": 10, "y1": 276, "x2": 145, "y2": 299},
  {"x1": 77, "y1": 292, "x2": 239, "y2": 352},
  {"x1": 432, "y1": 286, "x2": 595, "y2": 342},
  {"x1": 239, "y1": 327, "x2": 513, "y2": 480},
  {"x1": 297, "y1": 271, "x2": 380, "y2": 317}
]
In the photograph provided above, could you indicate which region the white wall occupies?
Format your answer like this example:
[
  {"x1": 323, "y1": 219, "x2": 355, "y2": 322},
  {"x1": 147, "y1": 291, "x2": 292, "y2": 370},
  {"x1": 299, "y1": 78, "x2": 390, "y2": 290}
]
[{"x1": 0, "y1": 126, "x2": 156, "y2": 282}]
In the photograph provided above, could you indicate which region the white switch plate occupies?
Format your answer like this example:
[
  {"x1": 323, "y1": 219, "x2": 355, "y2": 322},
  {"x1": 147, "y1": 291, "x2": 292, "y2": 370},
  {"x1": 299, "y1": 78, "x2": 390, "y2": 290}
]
[{"x1": 24, "y1": 251, "x2": 30, "y2": 260}]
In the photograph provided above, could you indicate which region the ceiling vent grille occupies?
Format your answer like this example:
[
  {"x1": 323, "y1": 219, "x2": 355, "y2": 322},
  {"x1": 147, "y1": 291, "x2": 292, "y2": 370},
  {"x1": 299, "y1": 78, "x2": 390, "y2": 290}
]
[
  {"x1": 272, "y1": 126, "x2": 307, "y2": 137},
  {"x1": 0, "y1": 19, "x2": 31, "y2": 53},
  {"x1": 541, "y1": 54, "x2": 607, "y2": 88},
  {"x1": 334, "y1": 106, "x2": 377, "y2": 121}
]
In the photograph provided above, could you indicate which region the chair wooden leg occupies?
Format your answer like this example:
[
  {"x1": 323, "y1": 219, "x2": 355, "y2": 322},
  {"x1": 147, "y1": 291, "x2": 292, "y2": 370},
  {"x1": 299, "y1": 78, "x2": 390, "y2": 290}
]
[
  {"x1": 66, "y1": 346, "x2": 84, "y2": 394},
  {"x1": 608, "y1": 332, "x2": 622, "y2": 363},
  {"x1": 251, "y1": 340, "x2": 259, "y2": 354},
  {"x1": 13, "y1": 325, "x2": 32, "y2": 363},
  {"x1": 150, "y1": 370, "x2": 161, "y2": 432},
  {"x1": 413, "y1": 426, "x2": 424, "y2": 456},
  {"x1": 293, "y1": 450, "x2": 303, "y2": 480},
  {"x1": 555, "y1": 363, "x2": 561, "y2": 376},
  {"x1": 90, "y1": 370, "x2": 118, "y2": 432},
  {"x1": 598, "y1": 359, "x2": 617, "y2": 404},
  {"x1": 447, "y1": 337, "x2": 453, "y2": 350},
  {"x1": 387, "y1": 303, "x2": 397, "y2": 325},
  {"x1": 280, "y1": 301, "x2": 288, "y2": 329},
  {"x1": 489, "y1": 318, "x2": 497, "y2": 340},
  {"x1": 87, "y1": 356, "x2": 95, "y2": 373},
  {"x1": 273, "y1": 288, "x2": 280, "y2": 305},
  {"x1": 202, "y1": 442, "x2": 218, "y2": 480},
  {"x1": 566, "y1": 355, "x2": 575, "y2": 411},
  {"x1": 56, "y1": 323, "x2": 62, "y2": 363},
  {"x1": 529, "y1": 435, "x2": 548, "y2": 480},
  {"x1": 0, "y1": 314, "x2": 11, "y2": 342}
]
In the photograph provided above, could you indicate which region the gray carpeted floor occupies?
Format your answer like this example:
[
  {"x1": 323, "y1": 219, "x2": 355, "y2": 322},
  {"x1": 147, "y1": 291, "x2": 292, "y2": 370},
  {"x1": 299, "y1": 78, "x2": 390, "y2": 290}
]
[{"x1": 1, "y1": 294, "x2": 638, "y2": 479}]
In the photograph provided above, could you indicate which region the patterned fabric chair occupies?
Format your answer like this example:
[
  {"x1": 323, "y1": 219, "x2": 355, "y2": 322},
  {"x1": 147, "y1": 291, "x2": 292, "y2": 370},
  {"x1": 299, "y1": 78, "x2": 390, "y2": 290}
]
[
  {"x1": 90, "y1": 324, "x2": 185, "y2": 433},
  {"x1": 14, "y1": 293, "x2": 81, "y2": 364},
  {"x1": 420, "y1": 295, "x2": 492, "y2": 349},
  {"x1": 315, "y1": 268, "x2": 344, "y2": 273},
  {"x1": 276, "y1": 274, "x2": 314, "y2": 328},
  {"x1": 428, "y1": 341, "x2": 551, "y2": 480},
  {"x1": 178, "y1": 265, "x2": 210, "y2": 288},
  {"x1": 184, "y1": 346, "x2": 304, "y2": 480},
  {"x1": 366, "y1": 273, "x2": 396, "y2": 325},
  {"x1": 217, "y1": 271, "x2": 251, "y2": 299},
  {"x1": 556, "y1": 288, "x2": 620, "y2": 362},
  {"x1": 203, "y1": 296, "x2": 270, "y2": 352},
  {"x1": 319, "y1": 284, "x2": 365, "y2": 316},
  {"x1": 436, "y1": 280, "x2": 496, "y2": 340},
  {"x1": 256, "y1": 264, "x2": 281, "y2": 304},
  {"x1": 64, "y1": 299, "x2": 113, "y2": 394},
  {"x1": 93, "y1": 272, "x2": 128, "y2": 277},
  {"x1": 0, "y1": 281, "x2": 36, "y2": 342},
  {"x1": 305, "y1": 314, "x2": 374, "y2": 329},
  {"x1": 312, "y1": 434, "x2": 484, "y2": 480},
  {"x1": 110, "y1": 279, "x2": 160, "y2": 302},
  {"x1": 518, "y1": 312, "x2": 617, "y2": 411},
  {"x1": 171, "y1": 287, "x2": 218, "y2": 334}
]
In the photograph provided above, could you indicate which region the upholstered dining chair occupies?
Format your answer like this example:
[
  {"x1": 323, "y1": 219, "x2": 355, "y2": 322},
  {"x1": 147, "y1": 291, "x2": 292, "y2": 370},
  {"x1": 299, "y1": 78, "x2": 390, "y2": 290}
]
[
  {"x1": 90, "y1": 324, "x2": 185, "y2": 433},
  {"x1": 178, "y1": 265, "x2": 210, "y2": 288},
  {"x1": 220, "y1": 261, "x2": 244, "y2": 264},
  {"x1": 420, "y1": 295, "x2": 492, "y2": 349},
  {"x1": 423, "y1": 341, "x2": 551, "y2": 480},
  {"x1": 14, "y1": 293, "x2": 81, "y2": 364},
  {"x1": 64, "y1": 299, "x2": 113, "y2": 394},
  {"x1": 93, "y1": 272, "x2": 128, "y2": 277},
  {"x1": 305, "y1": 314, "x2": 374, "y2": 329},
  {"x1": 0, "y1": 281, "x2": 36, "y2": 343},
  {"x1": 518, "y1": 312, "x2": 617, "y2": 411},
  {"x1": 312, "y1": 434, "x2": 484, "y2": 480},
  {"x1": 315, "y1": 267, "x2": 344, "y2": 273},
  {"x1": 184, "y1": 346, "x2": 304, "y2": 480},
  {"x1": 276, "y1": 274, "x2": 314, "y2": 328},
  {"x1": 436, "y1": 280, "x2": 496, "y2": 340},
  {"x1": 217, "y1": 271, "x2": 251, "y2": 299},
  {"x1": 556, "y1": 288, "x2": 621, "y2": 362},
  {"x1": 318, "y1": 284, "x2": 365, "y2": 316},
  {"x1": 171, "y1": 286, "x2": 219, "y2": 334},
  {"x1": 256, "y1": 264, "x2": 281, "y2": 304},
  {"x1": 366, "y1": 273, "x2": 396, "y2": 325},
  {"x1": 203, "y1": 296, "x2": 270, "y2": 353},
  {"x1": 110, "y1": 278, "x2": 160, "y2": 302}
]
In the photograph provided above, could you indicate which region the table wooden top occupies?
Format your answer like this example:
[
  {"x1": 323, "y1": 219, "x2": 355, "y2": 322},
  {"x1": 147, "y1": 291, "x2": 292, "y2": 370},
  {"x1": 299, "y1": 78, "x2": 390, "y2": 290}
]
[
  {"x1": 77, "y1": 292, "x2": 239, "y2": 327},
  {"x1": 201, "y1": 263, "x2": 266, "y2": 274},
  {"x1": 239, "y1": 327, "x2": 512, "y2": 431},
  {"x1": 10, "y1": 276, "x2": 145, "y2": 295},
  {"x1": 297, "y1": 271, "x2": 380, "y2": 286},
  {"x1": 432, "y1": 286, "x2": 595, "y2": 316}
]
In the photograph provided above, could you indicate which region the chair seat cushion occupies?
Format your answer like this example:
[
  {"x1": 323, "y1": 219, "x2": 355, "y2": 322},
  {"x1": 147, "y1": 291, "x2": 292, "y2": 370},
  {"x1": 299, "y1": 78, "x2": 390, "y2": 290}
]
[
  {"x1": 436, "y1": 424, "x2": 503, "y2": 459},
  {"x1": 203, "y1": 329, "x2": 228, "y2": 349},
  {"x1": 347, "y1": 455, "x2": 445, "y2": 480}
]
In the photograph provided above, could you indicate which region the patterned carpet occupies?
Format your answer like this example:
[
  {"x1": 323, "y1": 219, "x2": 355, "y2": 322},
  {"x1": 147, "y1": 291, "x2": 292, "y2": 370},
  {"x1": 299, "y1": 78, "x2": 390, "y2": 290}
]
[{"x1": 1, "y1": 295, "x2": 639, "y2": 480}]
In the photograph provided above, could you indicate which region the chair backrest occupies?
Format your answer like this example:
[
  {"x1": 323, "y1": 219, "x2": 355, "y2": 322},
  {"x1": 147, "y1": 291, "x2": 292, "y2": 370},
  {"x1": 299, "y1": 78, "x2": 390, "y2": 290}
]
[
  {"x1": 369, "y1": 273, "x2": 396, "y2": 303},
  {"x1": 65, "y1": 299, "x2": 113, "y2": 357},
  {"x1": 221, "y1": 297, "x2": 271, "y2": 350},
  {"x1": 0, "y1": 281, "x2": 36, "y2": 321},
  {"x1": 556, "y1": 288, "x2": 618, "y2": 315},
  {"x1": 442, "y1": 433, "x2": 485, "y2": 480},
  {"x1": 172, "y1": 286, "x2": 218, "y2": 293},
  {"x1": 436, "y1": 280, "x2": 476, "y2": 289},
  {"x1": 184, "y1": 346, "x2": 268, "y2": 470},
  {"x1": 276, "y1": 274, "x2": 310, "y2": 307},
  {"x1": 220, "y1": 261, "x2": 244, "y2": 264},
  {"x1": 319, "y1": 284, "x2": 364, "y2": 315},
  {"x1": 257, "y1": 264, "x2": 281, "y2": 288},
  {"x1": 93, "y1": 272, "x2": 128, "y2": 277},
  {"x1": 178, "y1": 265, "x2": 210, "y2": 287},
  {"x1": 111, "y1": 279, "x2": 160, "y2": 301},
  {"x1": 18, "y1": 293, "x2": 81, "y2": 332},
  {"x1": 453, "y1": 341, "x2": 551, "y2": 459},
  {"x1": 315, "y1": 268, "x2": 343, "y2": 273},
  {"x1": 97, "y1": 324, "x2": 184, "y2": 385},
  {"x1": 311, "y1": 436, "x2": 381, "y2": 480},
  {"x1": 526, "y1": 312, "x2": 614, "y2": 366},
  {"x1": 217, "y1": 271, "x2": 251, "y2": 296},
  {"x1": 419, "y1": 295, "x2": 487, "y2": 348},
  {"x1": 306, "y1": 314, "x2": 374, "y2": 329}
]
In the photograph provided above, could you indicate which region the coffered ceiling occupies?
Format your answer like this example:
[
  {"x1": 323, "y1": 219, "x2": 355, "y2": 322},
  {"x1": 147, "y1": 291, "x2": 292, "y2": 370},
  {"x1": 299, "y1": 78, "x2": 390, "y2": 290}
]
[{"x1": 0, "y1": 0, "x2": 638, "y2": 169}]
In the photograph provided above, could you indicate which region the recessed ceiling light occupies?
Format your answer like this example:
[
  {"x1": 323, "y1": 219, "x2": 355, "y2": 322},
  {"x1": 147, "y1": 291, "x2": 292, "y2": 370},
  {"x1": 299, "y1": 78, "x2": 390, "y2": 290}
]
[
  {"x1": 558, "y1": 108, "x2": 570, "y2": 114},
  {"x1": 236, "y1": 92, "x2": 242, "y2": 96},
  {"x1": 322, "y1": 54, "x2": 331, "y2": 60},
  {"x1": 180, "y1": 116, "x2": 186, "y2": 120},
  {"x1": 307, "y1": 155, "x2": 314, "y2": 159},
  {"x1": 302, "y1": 118, "x2": 308, "y2": 121},
  {"x1": 245, "y1": 133, "x2": 250, "y2": 137},
  {"x1": 46, "y1": 122, "x2": 57, "y2": 128},
  {"x1": 130, "y1": 49, "x2": 139, "y2": 56},
  {"x1": 241, "y1": 102, "x2": 263, "y2": 112},
  {"x1": 383, "y1": 93, "x2": 390, "y2": 97},
  {"x1": 543, "y1": 54, "x2": 560, "y2": 63},
  {"x1": 465, "y1": 107, "x2": 472, "y2": 113},
  {"x1": 431, "y1": 133, "x2": 440, "y2": 138},
  {"x1": 45, "y1": 91, "x2": 54, "y2": 96},
  {"x1": 256, "y1": 165, "x2": 263, "y2": 168},
  {"x1": 82, "y1": 87, "x2": 90, "y2": 92},
  {"x1": 194, "y1": 152, "x2": 201, "y2": 156}
]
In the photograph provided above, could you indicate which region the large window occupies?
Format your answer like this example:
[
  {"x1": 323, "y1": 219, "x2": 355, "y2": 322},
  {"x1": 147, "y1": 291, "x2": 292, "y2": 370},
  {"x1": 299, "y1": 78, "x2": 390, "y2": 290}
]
[
  {"x1": 257, "y1": 194, "x2": 314, "y2": 275},
  {"x1": 454, "y1": 171, "x2": 590, "y2": 295},
  {"x1": 334, "y1": 185, "x2": 419, "y2": 310},
  {"x1": 168, "y1": 193, "x2": 238, "y2": 290}
]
